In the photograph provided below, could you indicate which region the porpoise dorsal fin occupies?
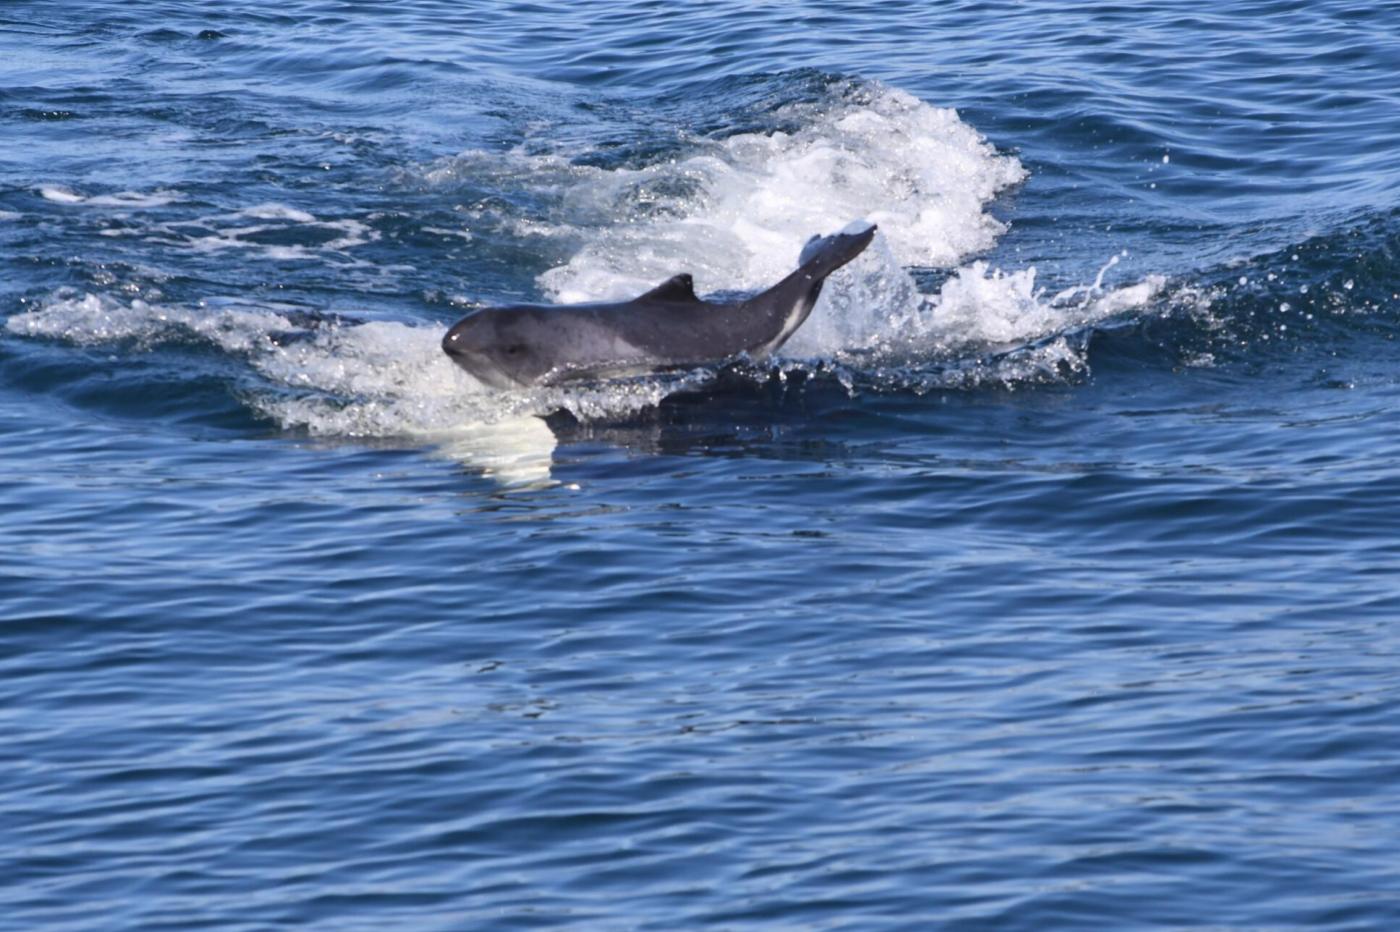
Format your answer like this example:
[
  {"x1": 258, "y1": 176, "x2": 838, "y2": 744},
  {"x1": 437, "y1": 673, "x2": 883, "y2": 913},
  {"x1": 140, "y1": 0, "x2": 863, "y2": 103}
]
[{"x1": 637, "y1": 273, "x2": 700, "y2": 304}]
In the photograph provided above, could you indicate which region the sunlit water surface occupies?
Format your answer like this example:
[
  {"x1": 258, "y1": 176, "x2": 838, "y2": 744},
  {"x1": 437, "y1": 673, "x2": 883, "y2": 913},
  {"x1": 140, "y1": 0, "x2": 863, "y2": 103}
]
[{"x1": 4, "y1": 1, "x2": 1400, "y2": 927}]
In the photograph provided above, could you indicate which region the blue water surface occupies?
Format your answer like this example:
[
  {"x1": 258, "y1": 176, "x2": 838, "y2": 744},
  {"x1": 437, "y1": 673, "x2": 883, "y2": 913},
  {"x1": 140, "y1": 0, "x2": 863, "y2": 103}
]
[{"x1": 4, "y1": 1, "x2": 1400, "y2": 928}]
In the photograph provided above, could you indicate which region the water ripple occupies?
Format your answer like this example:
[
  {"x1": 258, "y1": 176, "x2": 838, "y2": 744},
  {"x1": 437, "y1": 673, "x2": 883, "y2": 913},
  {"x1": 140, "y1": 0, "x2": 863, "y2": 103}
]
[{"x1": 5, "y1": 0, "x2": 1400, "y2": 928}]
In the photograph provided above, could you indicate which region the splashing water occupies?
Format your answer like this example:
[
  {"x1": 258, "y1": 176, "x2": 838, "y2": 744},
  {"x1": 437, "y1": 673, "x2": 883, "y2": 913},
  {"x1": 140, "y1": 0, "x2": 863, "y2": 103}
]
[{"x1": 9, "y1": 80, "x2": 1166, "y2": 468}]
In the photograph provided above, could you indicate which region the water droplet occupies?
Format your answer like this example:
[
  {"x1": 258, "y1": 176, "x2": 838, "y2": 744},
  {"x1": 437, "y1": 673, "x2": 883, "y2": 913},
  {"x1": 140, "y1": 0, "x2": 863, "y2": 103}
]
[{"x1": 1344, "y1": 279, "x2": 1354, "y2": 290}]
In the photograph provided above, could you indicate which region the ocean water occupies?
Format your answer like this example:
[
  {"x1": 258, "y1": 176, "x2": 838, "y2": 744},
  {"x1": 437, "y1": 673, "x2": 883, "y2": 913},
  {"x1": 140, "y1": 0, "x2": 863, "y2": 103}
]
[{"x1": 4, "y1": 0, "x2": 1400, "y2": 927}]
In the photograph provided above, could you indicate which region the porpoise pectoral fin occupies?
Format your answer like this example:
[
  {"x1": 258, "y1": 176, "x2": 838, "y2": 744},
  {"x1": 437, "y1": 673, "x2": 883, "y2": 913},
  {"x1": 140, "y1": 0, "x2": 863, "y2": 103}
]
[{"x1": 635, "y1": 273, "x2": 700, "y2": 304}]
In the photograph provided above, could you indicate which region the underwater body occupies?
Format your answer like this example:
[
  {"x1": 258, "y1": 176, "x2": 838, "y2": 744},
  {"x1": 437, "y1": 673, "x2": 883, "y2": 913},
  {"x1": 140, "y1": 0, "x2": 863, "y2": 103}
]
[{"x1": 3, "y1": 0, "x2": 1400, "y2": 927}]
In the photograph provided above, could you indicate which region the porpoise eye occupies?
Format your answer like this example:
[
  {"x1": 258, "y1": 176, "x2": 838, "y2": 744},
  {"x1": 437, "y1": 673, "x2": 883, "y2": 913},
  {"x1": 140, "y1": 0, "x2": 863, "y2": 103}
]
[{"x1": 503, "y1": 344, "x2": 526, "y2": 356}]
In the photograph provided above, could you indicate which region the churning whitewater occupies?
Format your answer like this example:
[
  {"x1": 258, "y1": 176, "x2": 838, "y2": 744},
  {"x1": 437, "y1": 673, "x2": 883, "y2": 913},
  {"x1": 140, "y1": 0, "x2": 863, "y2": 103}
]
[{"x1": 6, "y1": 82, "x2": 1164, "y2": 445}]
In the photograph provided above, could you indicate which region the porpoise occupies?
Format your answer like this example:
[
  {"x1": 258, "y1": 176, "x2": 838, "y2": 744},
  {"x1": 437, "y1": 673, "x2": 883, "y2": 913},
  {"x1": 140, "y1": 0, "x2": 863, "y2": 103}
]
[{"x1": 442, "y1": 221, "x2": 878, "y2": 388}]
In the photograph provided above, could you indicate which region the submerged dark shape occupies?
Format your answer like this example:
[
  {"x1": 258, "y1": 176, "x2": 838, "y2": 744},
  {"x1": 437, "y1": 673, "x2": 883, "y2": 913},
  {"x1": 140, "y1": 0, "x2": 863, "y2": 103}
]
[{"x1": 441, "y1": 221, "x2": 878, "y2": 388}]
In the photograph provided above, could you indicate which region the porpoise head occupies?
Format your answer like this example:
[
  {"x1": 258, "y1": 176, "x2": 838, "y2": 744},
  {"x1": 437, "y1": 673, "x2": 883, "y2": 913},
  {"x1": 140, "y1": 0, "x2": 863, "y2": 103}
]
[
  {"x1": 442, "y1": 309, "x2": 556, "y2": 389},
  {"x1": 442, "y1": 220, "x2": 879, "y2": 390}
]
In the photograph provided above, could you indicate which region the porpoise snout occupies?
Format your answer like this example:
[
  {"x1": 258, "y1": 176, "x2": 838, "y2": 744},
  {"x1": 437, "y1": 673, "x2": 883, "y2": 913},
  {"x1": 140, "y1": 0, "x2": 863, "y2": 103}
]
[
  {"x1": 442, "y1": 317, "x2": 506, "y2": 388},
  {"x1": 442, "y1": 326, "x2": 467, "y2": 358}
]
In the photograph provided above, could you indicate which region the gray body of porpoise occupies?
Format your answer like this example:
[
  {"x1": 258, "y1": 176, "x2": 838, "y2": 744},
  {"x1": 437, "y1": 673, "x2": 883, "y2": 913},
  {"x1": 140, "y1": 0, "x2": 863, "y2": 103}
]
[{"x1": 441, "y1": 221, "x2": 877, "y2": 389}]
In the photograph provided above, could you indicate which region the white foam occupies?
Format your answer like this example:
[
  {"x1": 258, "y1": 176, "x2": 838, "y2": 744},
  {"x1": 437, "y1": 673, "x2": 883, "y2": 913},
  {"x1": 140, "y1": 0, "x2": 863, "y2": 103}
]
[
  {"x1": 4, "y1": 290, "x2": 678, "y2": 483},
  {"x1": 30, "y1": 192, "x2": 368, "y2": 260},
  {"x1": 422, "y1": 226, "x2": 474, "y2": 241},
  {"x1": 238, "y1": 203, "x2": 318, "y2": 223},
  {"x1": 39, "y1": 186, "x2": 86, "y2": 204},
  {"x1": 87, "y1": 191, "x2": 179, "y2": 208},
  {"x1": 415, "y1": 82, "x2": 1160, "y2": 373},
  {"x1": 422, "y1": 84, "x2": 1025, "y2": 307},
  {"x1": 806, "y1": 259, "x2": 1164, "y2": 359},
  {"x1": 170, "y1": 208, "x2": 375, "y2": 260},
  {"x1": 39, "y1": 186, "x2": 179, "y2": 208},
  {"x1": 5, "y1": 291, "x2": 293, "y2": 351},
  {"x1": 8, "y1": 82, "x2": 1171, "y2": 477},
  {"x1": 0, "y1": 210, "x2": 20, "y2": 222},
  {"x1": 321, "y1": 218, "x2": 372, "y2": 250},
  {"x1": 6, "y1": 254, "x2": 1163, "y2": 488}
]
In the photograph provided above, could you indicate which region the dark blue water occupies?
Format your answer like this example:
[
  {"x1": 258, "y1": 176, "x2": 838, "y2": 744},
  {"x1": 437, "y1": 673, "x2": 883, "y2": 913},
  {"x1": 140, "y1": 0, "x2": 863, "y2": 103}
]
[{"x1": 5, "y1": 2, "x2": 1400, "y2": 927}]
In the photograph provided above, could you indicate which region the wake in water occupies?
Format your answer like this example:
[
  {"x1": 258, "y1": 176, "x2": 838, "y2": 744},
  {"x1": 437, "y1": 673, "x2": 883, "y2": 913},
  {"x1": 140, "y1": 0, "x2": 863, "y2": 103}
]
[
  {"x1": 420, "y1": 81, "x2": 1162, "y2": 365},
  {"x1": 7, "y1": 78, "x2": 1176, "y2": 479}
]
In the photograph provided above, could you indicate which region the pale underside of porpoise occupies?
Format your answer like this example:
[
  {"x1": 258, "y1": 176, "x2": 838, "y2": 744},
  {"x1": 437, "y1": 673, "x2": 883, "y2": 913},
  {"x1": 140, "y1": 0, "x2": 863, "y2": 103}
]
[{"x1": 441, "y1": 221, "x2": 878, "y2": 389}]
